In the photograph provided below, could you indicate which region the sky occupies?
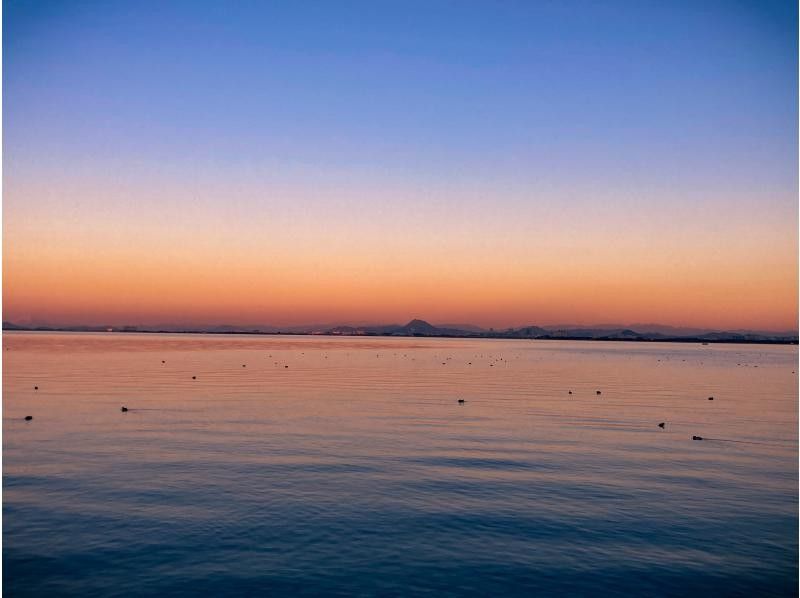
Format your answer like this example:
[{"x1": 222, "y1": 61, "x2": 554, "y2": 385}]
[{"x1": 3, "y1": 0, "x2": 798, "y2": 330}]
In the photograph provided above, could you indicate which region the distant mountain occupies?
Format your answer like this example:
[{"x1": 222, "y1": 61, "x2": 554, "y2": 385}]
[
  {"x1": 544, "y1": 323, "x2": 722, "y2": 337},
  {"x1": 502, "y1": 325, "x2": 549, "y2": 338},
  {"x1": 401, "y1": 319, "x2": 439, "y2": 335},
  {"x1": 624, "y1": 323, "x2": 714, "y2": 336},
  {"x1": 328, "y1": 319, "x2": 469, "y2": 337},
  {"x1": 321, "y1": 320, "x2": 797, "y2": 343},
  {"x1": 436, "y1": 323, "x2": 487, "y2": 333},
  {"x1": 542, "y1": 327, "x2": 646, "y2": 339},
  {"x1": 3, "y1": 319, "x2": 797, "y2": 344}
]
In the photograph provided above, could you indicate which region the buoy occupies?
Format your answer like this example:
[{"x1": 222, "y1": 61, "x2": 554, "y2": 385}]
[
  {"x1": 568, "y1": 391, "x2": 572, "y2": 395},
  {"x1": 34, "y1": 386, "x2": 38, "y2": 390},
  {"x1": 24, "y1": 416, "x2": 32, "y2": 421},
  {"x1": 192, "y1": 376, "x2": 196, "y2": 380}
]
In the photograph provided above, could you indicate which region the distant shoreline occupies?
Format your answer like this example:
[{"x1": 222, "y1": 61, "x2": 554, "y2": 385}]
[{"x1": 3, "y1": 328, "x2": 797, "y2": 345}]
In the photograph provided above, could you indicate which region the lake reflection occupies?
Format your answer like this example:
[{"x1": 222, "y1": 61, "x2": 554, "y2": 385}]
[{"x1": 3, "y1": 332, "x2": 798, "y2": 596}]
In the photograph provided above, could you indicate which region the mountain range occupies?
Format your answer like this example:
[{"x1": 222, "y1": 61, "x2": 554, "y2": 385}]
[{"x1": 3, "y1": 319, "x2": 797, "y2": 344}]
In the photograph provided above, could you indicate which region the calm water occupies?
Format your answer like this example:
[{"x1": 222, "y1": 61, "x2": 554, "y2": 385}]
[{"x1": 3, "y1": 332, "x2": 798, "y2": 596}]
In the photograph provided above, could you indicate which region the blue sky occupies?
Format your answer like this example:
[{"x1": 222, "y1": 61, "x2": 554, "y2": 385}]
[
  {"x1": 6, "y1": 0, "x2": 796, "y2": 189},
  {"x1": 3, "y1": 1, "x2": 798, "y2": 329}
]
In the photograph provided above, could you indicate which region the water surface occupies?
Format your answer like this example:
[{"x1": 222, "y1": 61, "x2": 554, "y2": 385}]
[{"x1": 4, "y1": 332, "x2": 797, "y2": 596}]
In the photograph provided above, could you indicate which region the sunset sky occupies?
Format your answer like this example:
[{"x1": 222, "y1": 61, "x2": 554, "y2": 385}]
[{"x1": 4, "y1": 1, "x2": 798, "y2": 330}]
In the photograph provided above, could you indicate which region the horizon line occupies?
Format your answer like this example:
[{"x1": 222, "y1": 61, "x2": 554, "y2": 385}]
[{"x1": 4, "y1": 318, "x2": 798, "y2": 337}]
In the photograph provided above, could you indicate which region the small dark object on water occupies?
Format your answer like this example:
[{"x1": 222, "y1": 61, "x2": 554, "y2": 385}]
[
  {"x1": 285, "y1": 365, "x2": 289, "y2": 368},
  {"x1": 708, "y1": 396, "x2": 714, "y2": 401},
  {"x1": 121, "y1": 406, "x2": 128, "y2": 412},
  {"x1": 596, "y1": 390, "x2": 601, "y2": 395},
  {"x1": 242, "y1": 364, "x2": 246, "y2": 367},
  {"x1": 658, "y1": 422, "x2": 665, "y2": 429},
  {"x1": 192, "y1": 376, "x2": 196, "y2": 380},
  {"x1": 34, "y1": 386, "x2": 38, "y2": 390},
  {"x1": 568, "y1": 391, "x2": 572, "y2": 395},
  {"x1": 24, "y1": 416, "x2": 33, "y2": 421},
  {"x1": 162, "y1": 360, "x2": 165, "y2": 364},
  {"x1": 693, "y1": 435, "x2": 703, "y2": 441},
  {"x1": 458, "y1": 399, "x2": 465, "y2": 404}
]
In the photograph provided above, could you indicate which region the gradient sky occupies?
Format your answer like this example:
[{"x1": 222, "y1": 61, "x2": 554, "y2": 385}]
[{"x1": 4, "y1": 0, "x2": 798, "y2": 330}]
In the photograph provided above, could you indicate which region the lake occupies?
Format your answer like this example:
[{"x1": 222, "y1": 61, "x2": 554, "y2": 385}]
[{"x1": 3, "y1": 332, "x2": 797, "y2": 596}]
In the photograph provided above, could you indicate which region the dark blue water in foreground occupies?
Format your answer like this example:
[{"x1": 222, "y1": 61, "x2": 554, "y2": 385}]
[{"x1": 4, "y1": 333, "x2": 798, "y2": 596}]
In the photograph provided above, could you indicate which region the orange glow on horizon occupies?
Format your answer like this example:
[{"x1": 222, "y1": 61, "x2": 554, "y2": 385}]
[
  {"x1": 4, "y1": 1, "x2": 797, "y2": 334},
  {"x1": 4, "y1": 212, "x2": 797, "y2": 331}
]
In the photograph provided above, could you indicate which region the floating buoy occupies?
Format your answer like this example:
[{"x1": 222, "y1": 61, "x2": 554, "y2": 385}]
[
  {"x1": 568, "y1": 391, "x2": 572, "y2": 395},
  {"x1": 34, "y1": 386, "x2": 38, "y2": 390},
  {"x1": 192, "y1": 376, "x2": 196, "y2": 380}
]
